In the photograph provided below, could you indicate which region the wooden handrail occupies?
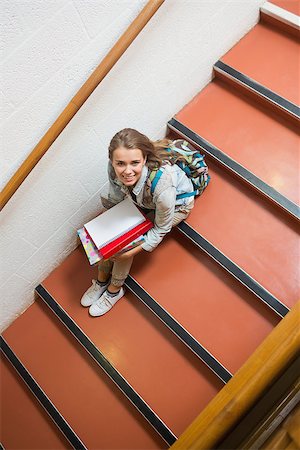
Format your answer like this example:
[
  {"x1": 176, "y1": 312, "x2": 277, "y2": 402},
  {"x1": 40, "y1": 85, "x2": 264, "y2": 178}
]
[
  {"x1": 0, "y1": 0, "x2": 165, "y2": 211},
  {"x1": 171, "y1": 300, "x2": 300, "y2": 450}
]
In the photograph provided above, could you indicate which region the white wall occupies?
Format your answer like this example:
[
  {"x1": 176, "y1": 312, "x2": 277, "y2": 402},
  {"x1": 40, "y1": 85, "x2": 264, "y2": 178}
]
[{"x1": 0, "y1": 0, "x2": 265, "y2": 331}]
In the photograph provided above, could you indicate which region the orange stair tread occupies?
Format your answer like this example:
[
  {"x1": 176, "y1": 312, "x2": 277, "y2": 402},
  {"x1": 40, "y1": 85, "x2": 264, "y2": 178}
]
[
  {"x1": 129, "y1": 165, "x2": 298, "y2": 371},
  {"x1": 221, "y1": 22, "x2": 300, "y2": 105},
  {"x1": 131, "y1": 229, "x2": 280, "y2": 374},
  {"x1": 270, "y1": 0, "x2": 300, "y2": 16},
  {"x1": 1, "y1": 355, "x2": 71, "y2": 450},
  {"x1": 176, "y1": 79, "x2": 300, "y2": 205},
  {"x1": 2, "y1": 301, "x2": 167, "y2": 449},
  {"x1": 186, "y1": 160, "x2": 299, "y2": 308},
  {"x1": 41, "y1": 253, "x2": 223, "y2": 436}
]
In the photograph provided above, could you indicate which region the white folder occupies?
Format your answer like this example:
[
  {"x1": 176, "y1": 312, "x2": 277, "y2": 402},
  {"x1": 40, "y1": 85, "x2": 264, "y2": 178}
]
[{"x1": 84, "y1": 197, "x2": 145, "y2": 250}]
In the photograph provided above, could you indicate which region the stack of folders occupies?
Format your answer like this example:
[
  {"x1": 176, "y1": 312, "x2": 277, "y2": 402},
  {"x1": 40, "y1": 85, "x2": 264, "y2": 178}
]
[{"x1": 77, "y1": 197, "x2": 153, "y2": 265}]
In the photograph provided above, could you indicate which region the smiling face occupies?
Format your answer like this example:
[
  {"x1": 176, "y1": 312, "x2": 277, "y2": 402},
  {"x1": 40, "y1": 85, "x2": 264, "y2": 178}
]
[{"x1": 111, "y1": 147, "x2": 146, "y2": 187}]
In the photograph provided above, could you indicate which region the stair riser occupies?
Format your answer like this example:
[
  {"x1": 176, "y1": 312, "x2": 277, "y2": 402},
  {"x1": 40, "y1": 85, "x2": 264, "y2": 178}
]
[{"x1": 260, "y1": 13, "x2": 300, "y2": 38}]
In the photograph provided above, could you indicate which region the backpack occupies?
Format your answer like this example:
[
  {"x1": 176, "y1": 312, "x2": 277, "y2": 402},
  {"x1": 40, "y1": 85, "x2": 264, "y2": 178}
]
[{"x1": 149, "y1": 139, "x2": 210, "y2": 200}]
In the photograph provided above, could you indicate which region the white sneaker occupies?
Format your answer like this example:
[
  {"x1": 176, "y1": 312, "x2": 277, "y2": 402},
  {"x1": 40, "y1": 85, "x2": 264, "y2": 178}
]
[
  {"x1": 89, "y1": 287, "x2": 125, "y2": 317},
  {"x1": 80, "y1": 279, "x2": 109, "y2": 307}
]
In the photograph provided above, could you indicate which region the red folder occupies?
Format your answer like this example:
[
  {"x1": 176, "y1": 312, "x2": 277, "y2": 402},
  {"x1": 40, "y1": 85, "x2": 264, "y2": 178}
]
[
  {"x1": 84, "y1": 216, "x2": 153, "y2": 260},
  {"x1": 99, "y1": 216, "x2": 153, "y2": 259}
]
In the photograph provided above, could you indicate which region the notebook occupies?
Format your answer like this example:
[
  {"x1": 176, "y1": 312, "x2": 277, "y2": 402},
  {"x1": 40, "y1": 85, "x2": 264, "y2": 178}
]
[
  {"x1": 84, "y1": 197, "x2": 146, "y2": 250},
  {"x1": 77, "y1": 227, "x2": 148, "y2": 265}
]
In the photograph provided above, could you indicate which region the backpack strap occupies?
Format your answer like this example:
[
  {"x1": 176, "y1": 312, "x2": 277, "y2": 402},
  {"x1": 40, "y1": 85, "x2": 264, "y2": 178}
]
[
  {"x1": 150, "y1": 167, "x2": 197, "y2": 200},
  {"x1": 176, "y1": 191, "x2": 198, "y2": 199},
  {"x1": 150, "y1": 168, "x2": 164, "y2": 195}
]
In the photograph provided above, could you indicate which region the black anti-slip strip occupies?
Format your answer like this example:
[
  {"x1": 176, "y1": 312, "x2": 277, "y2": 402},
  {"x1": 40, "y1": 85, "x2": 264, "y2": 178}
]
[
  {"x1": 125, "y1": 276, "x2": 232, "y2": 383},
  {"x1": 214, "y1": 60, "x2": 300, "y2": 120},
  {"x1": 0, "y1": 442, "x2": 5, "y2": 450},
  {"x1": 35, "y1": 284, "x2": 176, "y2": 446},
  {"x1": 168, "y1": 118, "x2": 300, "y2": 221},
  {"x1": 177, "y1": 222, "x2": 289, "y2": 318},
  {"x1": 0, "y1": 336, "x2": 86, "y2": 450}
]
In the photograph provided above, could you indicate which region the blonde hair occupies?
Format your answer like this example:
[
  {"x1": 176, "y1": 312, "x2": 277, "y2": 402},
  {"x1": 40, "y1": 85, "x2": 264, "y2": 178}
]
[{"x1": 108, "y1": 128, "x2": 173, "y2": 170}]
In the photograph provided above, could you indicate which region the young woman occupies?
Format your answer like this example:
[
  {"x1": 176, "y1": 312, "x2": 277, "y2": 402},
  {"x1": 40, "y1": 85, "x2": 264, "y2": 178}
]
[{"x1": 81, "y1": 128, "x2": 195, "y2": 317}]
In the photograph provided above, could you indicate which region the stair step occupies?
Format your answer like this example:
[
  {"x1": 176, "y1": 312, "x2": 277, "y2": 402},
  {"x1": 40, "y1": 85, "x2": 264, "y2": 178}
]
[
  {"x1": 176, "y1": 221, "x2": 289, "y2": 318},
  {"x1": 172, "y1": 78, "x2": 300, "y2": 210},
  {"x1": 2, "y1": 300, "x2": 168, "y2": 449},
  {"x1": 130, "y1": 226, "x2": 281, "y2": 375},
  {"x1": 40, "y1": 251, "x2": 224, "y2": 437},
  {"x1": 1, "y1": 337, "x2": 86, "y2": 449},
  {"x1": 125, "y1": 275, "x2": 232, "y2": 382},
  {"x1": 35, "y1": 286, "x2": 177, "y2": 445},
  {"x1": 185, "y1": 161, "x2": 298, "y2": 309},
  {"x1": 214, "y1": 61, "x2": 299, "y2": 122},
  {"x1": 168, "y1": 123, "x2": 299, "y2": 223},
  {"x1": 261, "y1": 1, "x2": 300, "y2": 38},
  {"x1": 218, "y1": 22, "x2": 300, "y2": 106},
  {"x1": 269, "y1": 0, "x2": 300, "y2": 16},
  {"x1": 1, "y1": 351, "x2": 71, "y2": 450}
]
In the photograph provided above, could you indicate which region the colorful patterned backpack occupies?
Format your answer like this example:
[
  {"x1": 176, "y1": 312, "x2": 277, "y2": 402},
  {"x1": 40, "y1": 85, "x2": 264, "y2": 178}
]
[{"x1": 149, "y1": 139, "x2": 210, "y2": 200}]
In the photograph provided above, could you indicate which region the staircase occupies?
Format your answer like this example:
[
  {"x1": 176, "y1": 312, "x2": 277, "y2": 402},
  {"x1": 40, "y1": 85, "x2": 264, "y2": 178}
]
[{"x1": 1, "y1": 2, "x2": 299, "y2": 448}]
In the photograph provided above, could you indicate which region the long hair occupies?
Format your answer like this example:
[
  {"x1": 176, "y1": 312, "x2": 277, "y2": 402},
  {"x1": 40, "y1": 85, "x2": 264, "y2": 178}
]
[{"x1": 108, "y1": 128, "x2": 174, "y2": 170}]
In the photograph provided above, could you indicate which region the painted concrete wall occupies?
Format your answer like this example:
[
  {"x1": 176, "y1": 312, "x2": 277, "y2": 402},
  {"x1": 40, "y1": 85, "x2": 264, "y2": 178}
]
[{"x1": 1, "y1": 0, "x2": 265, "y2": 331}]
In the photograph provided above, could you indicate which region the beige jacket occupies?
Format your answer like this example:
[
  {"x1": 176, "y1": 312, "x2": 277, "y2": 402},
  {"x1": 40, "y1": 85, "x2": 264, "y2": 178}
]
[{"x1": 105, "y1": 162, "x2": 194, "y2": 251}]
